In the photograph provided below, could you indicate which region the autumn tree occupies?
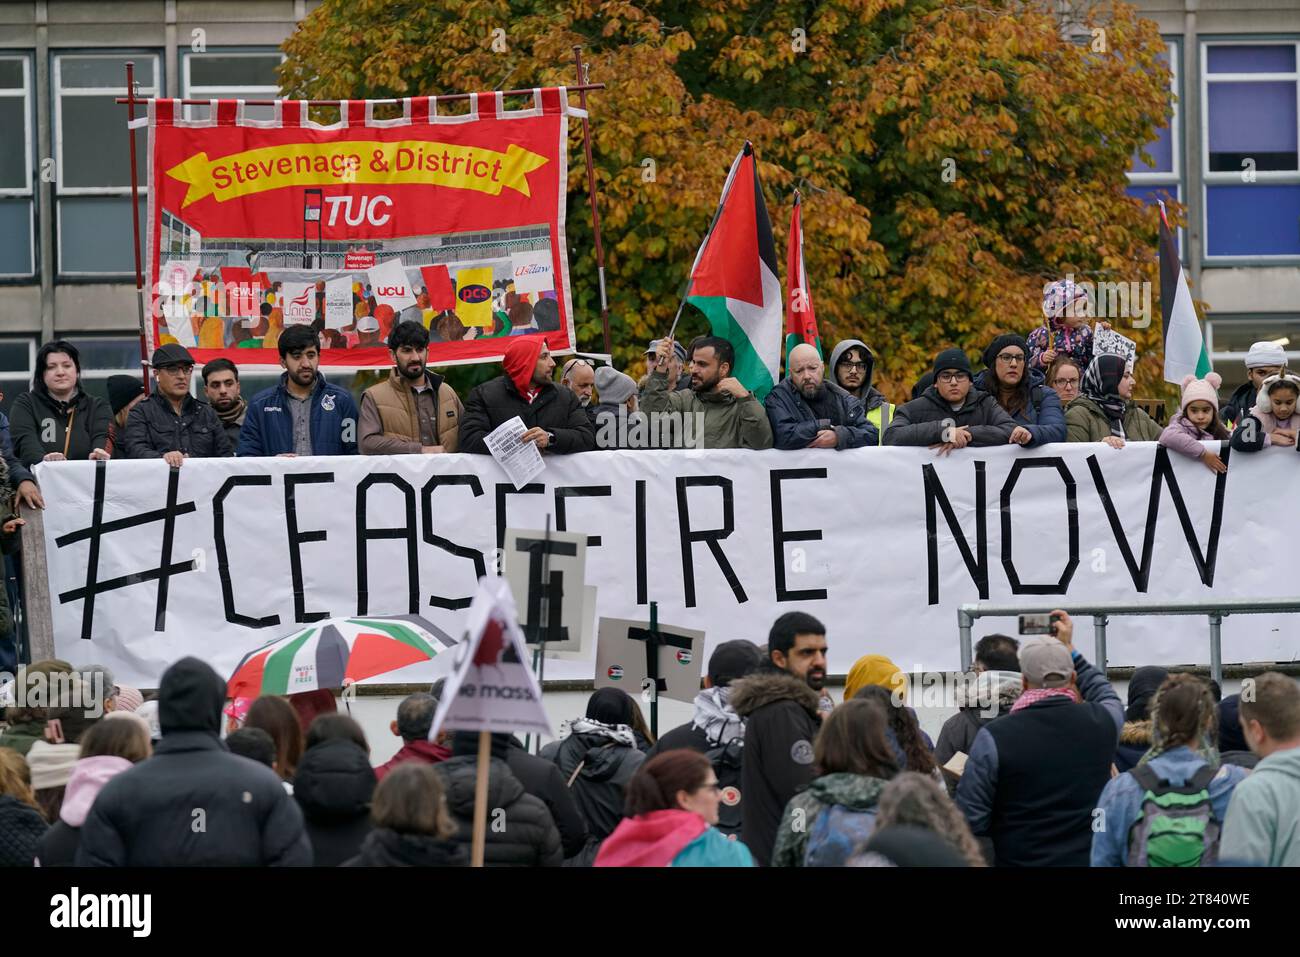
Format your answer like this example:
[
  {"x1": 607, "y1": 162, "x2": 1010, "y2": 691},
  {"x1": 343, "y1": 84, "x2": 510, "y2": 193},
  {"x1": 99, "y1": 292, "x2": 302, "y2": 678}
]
[{"x1": 281, "y1": 0, "x2": 1175, "y2": 401}]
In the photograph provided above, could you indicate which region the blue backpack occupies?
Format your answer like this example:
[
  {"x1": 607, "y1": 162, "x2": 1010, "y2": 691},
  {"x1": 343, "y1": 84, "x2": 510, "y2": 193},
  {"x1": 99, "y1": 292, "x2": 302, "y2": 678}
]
[{"x1": 804, "y1": 804, "x2": 879, "y2": 867}]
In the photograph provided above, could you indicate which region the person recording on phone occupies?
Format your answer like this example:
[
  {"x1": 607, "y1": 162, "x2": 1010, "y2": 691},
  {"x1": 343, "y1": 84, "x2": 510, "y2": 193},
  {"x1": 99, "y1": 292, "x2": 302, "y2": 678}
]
[{"x1": 955, "y1": 610, "x2": 1123, "y2": 867}]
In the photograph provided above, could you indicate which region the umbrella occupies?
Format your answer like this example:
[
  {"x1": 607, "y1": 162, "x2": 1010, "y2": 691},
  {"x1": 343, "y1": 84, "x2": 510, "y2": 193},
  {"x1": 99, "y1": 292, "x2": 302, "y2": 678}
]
[{"x1": 227, "y1": 614, "x2": 457, "y2": 698}]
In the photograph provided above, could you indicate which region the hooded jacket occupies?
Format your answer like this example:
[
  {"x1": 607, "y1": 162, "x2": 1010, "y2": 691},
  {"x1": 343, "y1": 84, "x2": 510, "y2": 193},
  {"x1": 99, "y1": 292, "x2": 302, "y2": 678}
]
[
  {"x1": 1220, "y1": 380, "x2": 1258, "y2": 428},
  {"x1": 772, "y1": 772, "x2": 890, "y2": 868},
  {"x1": 503, "y1": 735, "x2": 588, "y2": 859},
  {"x1": 1216, "y1": 695, "x2": 1260, "y2": 769},
  {"x1": 436, "y1": 743, "x2": 563, "y2": 867},
  {"x1": 640, "y1": 370, "x2": 774, "y2": 449},
  {"x1": 650, "y1": 686, "x2": 747, "y2": 758},
  {"x1": 595, "y1": 809, "x2": 754, "y2": 867},
  {"x1": 972, "y1": 368, "x2": 1066, "y2": 445},
  {"x1": 0, "y1": 795, "x2": 45, "y2": 867},
  {"x1": 293, "y1": 739, "x2": 376, "y2": 867},
  {"x1": 8, "y1": 387, "x2": 112, "y2": 466},
  {"x1": 730, "y1": 666, "x2": 823, "y2": 867},
  {"x1": 1092, "y1": 747, "x2": 1248, "y2": 866},
  {"x1": 459, "y1": 338, "x2": 596, "y2": 454},
  {"x1": 829, "y1": 339, "x2": 893, "y2": 415},
  {"x1": 539, "y1": 718, "x2": 645, "y2": 855},
  {"x1": 1066, "y1": 396, "x2": 1161, "y2": 443},
  {"x1": 1220, "y1": 745, "x2": 1300, "y2": 866},
  {"x1": 34, "y1": 755, "x2": 134, "y2": 867},
  {"x1": 123, "y1": 391, "x2": 233, "y2": 459},
  {"x1": 75, "y1": 657, "x2": 311, "y2": 866},
  {"x1": 1114, "y1": 721, "x2": 1153, "y2": 775},
  {"x1": 883, "y1": 385, "x2": 1018, "y2": 447},
  {"x1": 763, "y1": 378, "x2": 876, "y2": 449},
  {"x1": 237, "y1": 371, "x2": 360, "y2": 457},
  {"x1": 933, "y1": 671, "x2": 1024, "y2": 769},
  {"x1": 343, "y1": 828, "x2": 468, "y2": 867}
]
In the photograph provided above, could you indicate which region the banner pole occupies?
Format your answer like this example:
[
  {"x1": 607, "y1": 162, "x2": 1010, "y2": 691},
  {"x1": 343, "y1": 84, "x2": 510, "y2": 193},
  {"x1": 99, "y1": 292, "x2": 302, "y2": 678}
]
[
  {"x1": 573, "y1": 47, "x2": 611, "y2": 356},
  {"x1": 124, "y1": 61, "x2": 151, "y2": 396},
  {"x1": 471, "y1": 729, "x2": 491, "y2": 867}
]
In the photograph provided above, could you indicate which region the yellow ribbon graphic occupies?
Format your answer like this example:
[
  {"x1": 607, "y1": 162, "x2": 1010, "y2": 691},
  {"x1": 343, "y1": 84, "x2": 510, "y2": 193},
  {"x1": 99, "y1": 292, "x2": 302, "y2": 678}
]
[{"x1": 166, "y1": 140, "x2": 549, "y2": 208}]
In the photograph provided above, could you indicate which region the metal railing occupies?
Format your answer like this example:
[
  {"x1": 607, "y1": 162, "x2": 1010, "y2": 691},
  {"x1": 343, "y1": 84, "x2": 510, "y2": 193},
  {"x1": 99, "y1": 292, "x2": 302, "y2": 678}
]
[{"x1": 958, "y1": 599, "x2": 1300, "y2": 686}]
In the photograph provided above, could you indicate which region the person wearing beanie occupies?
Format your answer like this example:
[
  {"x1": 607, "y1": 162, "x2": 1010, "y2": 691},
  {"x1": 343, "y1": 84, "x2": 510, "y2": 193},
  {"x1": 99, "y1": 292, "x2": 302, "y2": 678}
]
[
  {"x1": 590, "y1": 365, "x2": 646, "y2": 449},
  {"x1": 75, "y1": 656, "x2": 310, "y2": 866},
  {"x1": 973, "y1": 334, "x2": 1066, "y2": 445},
  {"x1": 883, "y1": 348, "x2": 1017, "y2": 449},
  {"x1": 1230, "y1": 371, "x2": 1300, "y2": 453},
  {"x1": 458, "y1": 336, "x2": 596, "y2": 455},
  {"x1": 1027, "y1": 277, "x2": 1100, "y2": 375},
  {"x1": 1066, "y1": 354, "x2": 1161, "y2": 445},
  {"x1": 765, "y1": 343, "x2": 877, "y2": 450},
  {"x1": 1158, "y1": 372, "x2": 1231, "y2": 473},
  {"x1": 105, "y1": 374, "x2": 145, "y2": 460},
  {"x1": 1221, "y1": 340, "x2": 1287, "y2": 427}
]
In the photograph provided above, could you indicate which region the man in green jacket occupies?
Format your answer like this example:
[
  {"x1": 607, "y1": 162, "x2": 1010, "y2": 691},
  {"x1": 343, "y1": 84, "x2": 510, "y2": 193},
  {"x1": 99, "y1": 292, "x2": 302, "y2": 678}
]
[
  {"x1": 1221, "y1": 672, "x2": 1300, "y2": 866},
  {"x1": 642, "y1": 336, "x2": 773, "y2": 449}
]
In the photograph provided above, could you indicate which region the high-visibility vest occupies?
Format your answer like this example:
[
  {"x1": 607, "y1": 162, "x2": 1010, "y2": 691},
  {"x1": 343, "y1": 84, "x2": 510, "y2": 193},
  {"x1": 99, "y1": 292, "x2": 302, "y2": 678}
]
[{"x1": 866, "y1": 402, "x2": 895, "y2": 444}]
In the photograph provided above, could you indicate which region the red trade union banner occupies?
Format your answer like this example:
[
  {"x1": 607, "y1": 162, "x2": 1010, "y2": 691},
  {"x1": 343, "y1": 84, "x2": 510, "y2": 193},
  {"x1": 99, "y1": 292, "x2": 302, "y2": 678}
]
[{"x1": 141, "y1": 91, "x2": 578, "y2": 369}]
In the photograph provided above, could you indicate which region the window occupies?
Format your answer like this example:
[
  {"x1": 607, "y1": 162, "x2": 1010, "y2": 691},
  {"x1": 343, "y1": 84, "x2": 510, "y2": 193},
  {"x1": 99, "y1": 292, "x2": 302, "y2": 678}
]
[
  {"x1": 1127, "y1": 41, "x2": 1182, "y2": 251},
  {"x1": 1202, "y1": 41, "x2": 1300, "y2": 259},
  {"x1": 1205, "y1": 316, "x2": 1300, "y2": 394},
  {"x1": 53, "y1": 52, "x2": 159, "y2": 276},
  {"x1": 0, "y1": 337, "x2": 36, "y2": 416},
  {"x1": 0, "y1": 55, "x2": 35, "y2": 278},
  {"x1": 181, "y1": 50, "x2": 284, "y2": 123}
]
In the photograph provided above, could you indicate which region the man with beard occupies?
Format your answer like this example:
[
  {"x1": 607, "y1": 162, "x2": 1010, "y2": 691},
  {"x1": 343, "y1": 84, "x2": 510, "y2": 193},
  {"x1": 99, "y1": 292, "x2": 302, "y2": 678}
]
[
  {"x1": 559, "y1": 357, "x2": 595, "y2": 408},
  {"x1": 765, "y1": 343, "x2": 875, "y2": 449},
  {"x1": 237, "y1": 324, "x2": 359, "y2": 456},
  {"x1": 640, "y1": 335, "x2": 773, "y2": 449},
  {"x1": 459, "y1": 336, "x2": 596, "y2": 454},
  {"x1": 829, "y1": 338, "x2": 895, "y2": 444},
  {"x1": 730, "y1": 612, "x2": 829, "y2": 865},
  {"x1": 202, "y1": 359, "x2": 247, "y2": 449},
  {"x1": 358, "y1": 321, "x2": 463, "y2": 454}
]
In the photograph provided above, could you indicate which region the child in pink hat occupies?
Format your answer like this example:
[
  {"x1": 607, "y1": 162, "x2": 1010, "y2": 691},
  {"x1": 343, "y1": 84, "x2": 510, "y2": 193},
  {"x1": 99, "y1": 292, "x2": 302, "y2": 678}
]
[{"x1": 1159, "y1": 373, "x2": 1231, "y2": 473}]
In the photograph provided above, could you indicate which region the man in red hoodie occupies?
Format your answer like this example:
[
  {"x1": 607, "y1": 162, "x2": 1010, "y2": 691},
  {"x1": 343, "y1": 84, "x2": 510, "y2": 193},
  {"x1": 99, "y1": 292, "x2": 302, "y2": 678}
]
[
  {"x1": 459, "y1": 336, "x2": 596, "y2": 454},
  {"x1": 374, "y1": 692, "x2": 450, "y2": 781}
]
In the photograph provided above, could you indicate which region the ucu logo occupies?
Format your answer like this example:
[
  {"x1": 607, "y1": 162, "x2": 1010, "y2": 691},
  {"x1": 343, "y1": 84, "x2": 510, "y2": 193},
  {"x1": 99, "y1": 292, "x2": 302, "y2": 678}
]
[{"x1": 375, "y1": 286, "x2": 408, "y2": 297}]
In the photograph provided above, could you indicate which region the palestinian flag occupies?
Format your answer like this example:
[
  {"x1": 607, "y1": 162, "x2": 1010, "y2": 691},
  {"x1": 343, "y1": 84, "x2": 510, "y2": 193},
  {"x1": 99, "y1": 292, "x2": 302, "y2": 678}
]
[
  {"x1": 784, "y1": 190, "x2": 823, "y2": 369},
  {"x1": 682, "y1": 142, "x2": 782, "y2": 400},
  {"x1": 1159, "y1": 200, "x2": 1211, "y2": 383}
]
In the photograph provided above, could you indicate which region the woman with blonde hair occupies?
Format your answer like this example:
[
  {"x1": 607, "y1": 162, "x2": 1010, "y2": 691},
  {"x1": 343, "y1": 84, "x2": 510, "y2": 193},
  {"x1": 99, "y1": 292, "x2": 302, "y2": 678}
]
[
  {"x1": 0, "y1": 747, "x2": 47, "y2": 866},
  {"x1": 343, "y1": 763, "x2": 465, "y2": 867},
  {"x1": 873, "y1": 771, "x2": 986, "y2": 866}
]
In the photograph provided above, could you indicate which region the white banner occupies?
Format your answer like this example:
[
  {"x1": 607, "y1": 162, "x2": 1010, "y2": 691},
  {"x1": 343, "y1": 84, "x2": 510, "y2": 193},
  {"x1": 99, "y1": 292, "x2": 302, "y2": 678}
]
[{"x1": 33, "y1": 444, "x2": 1299, "y2": 688}]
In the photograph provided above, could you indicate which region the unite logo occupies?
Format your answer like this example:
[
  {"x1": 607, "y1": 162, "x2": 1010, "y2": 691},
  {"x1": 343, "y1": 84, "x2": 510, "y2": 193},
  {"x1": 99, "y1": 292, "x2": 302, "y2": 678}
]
[
  {"x1": 290, "y1": 290, "x2": 311, "y2": 307},
  {"x1": 459, "y1": 284, "x2": 490, "y2": 304}
]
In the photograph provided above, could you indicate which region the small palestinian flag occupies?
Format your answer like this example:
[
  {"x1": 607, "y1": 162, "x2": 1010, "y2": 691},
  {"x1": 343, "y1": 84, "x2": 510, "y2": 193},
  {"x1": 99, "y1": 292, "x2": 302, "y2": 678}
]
[
  {"x1": 784, "y1": 190, "x2": 823, "y2": 369},
  {"x1": 682, "y1": 142, "x2": 782, "y2": 400},
  {"x1": 1158, "y1": 200, "x2": 1211, "y2": 383}
]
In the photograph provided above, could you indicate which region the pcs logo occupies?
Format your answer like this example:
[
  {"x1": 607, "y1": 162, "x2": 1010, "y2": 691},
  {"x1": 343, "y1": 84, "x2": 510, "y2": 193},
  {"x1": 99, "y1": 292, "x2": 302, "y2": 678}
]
[{"x1": 459, "y1": 284, "x2": 490, "y2": 304}]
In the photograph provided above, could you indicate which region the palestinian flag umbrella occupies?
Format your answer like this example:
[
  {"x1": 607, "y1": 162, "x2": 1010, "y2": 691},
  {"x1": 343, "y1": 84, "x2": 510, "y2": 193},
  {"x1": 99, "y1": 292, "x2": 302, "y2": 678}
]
[{"x1": 227, "y1": 614, "x2": 457, "y2": 698}]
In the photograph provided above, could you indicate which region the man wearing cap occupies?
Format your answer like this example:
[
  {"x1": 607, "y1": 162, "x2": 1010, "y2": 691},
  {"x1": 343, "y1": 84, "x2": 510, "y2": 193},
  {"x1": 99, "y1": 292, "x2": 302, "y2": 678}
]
[
  {"x1": 1221, "y1": 340, "x2": 1287, "y2": 428},
  {"x1": 642, "y1": 335, "x2": 774, "y2": 450},
  {"x1": 589, "y1": 366, "x2": 644, "y2": 449},
  {"x1": 459, "y1": 337, "x2": 596, "y2": 454},
  {"x1": 123, "y1": 344, "x2": 233, "y2": 464},
  {"x1": 559, "y1": 357, "x2": 596, "y2": 408},
  {"x1": 638, "y1": 338, "x2": 690, "y2": 395},
  {"x1": 237, "y1": 324, "x2": 360, "y2": 457},
  {"x1": 955, "y1": 610, "x2": 1123, "y2": 867},
  {"x1": 883, "y1": 348, "x2": 1017, "y2": 452},
  {"x1": 649, "y1": 639, "x2": 763, "y2": 757},
  {"x1": 765, "y1": 343, "x2": 876, "y2": 450}
]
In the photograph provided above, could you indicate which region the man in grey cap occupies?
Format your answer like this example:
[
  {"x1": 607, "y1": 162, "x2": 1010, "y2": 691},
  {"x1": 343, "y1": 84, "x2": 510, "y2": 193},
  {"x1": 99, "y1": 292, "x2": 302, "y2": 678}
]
[
  {"x1": 955, "y1": 610, "x2": 1123, "y2": 866},
  {"x1": 639, "y1": 338, "x2": 690, "y2": 394},
  {"x1": 590, "y1": 366, "x2": 643, "y2": 448},
  {"x1": 123, "y1": 344, "x2": 233, "y2": 464}
]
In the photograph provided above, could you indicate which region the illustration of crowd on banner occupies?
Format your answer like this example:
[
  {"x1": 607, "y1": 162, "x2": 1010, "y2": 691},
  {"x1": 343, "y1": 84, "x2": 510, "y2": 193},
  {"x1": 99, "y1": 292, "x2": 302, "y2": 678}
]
[{"x1": 2, "y1": 114, "x2": 1300, "y2": 873}]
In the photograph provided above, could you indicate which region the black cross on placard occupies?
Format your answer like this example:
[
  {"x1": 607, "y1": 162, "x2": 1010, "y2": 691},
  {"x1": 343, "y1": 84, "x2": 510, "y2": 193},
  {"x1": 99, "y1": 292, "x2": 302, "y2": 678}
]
[
  {"x1": 626, "y1": 623, "x2": 692, "y2": 697},
  {"x1": 516, "y1": 535, "x2": 577, "y2": 645}
]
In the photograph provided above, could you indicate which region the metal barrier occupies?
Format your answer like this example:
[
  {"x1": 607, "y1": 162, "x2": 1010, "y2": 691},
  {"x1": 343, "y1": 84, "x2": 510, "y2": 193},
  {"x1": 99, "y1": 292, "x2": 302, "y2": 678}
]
[{"x1": 957, "y1": 598, "x2": 1300, "y2": 686}]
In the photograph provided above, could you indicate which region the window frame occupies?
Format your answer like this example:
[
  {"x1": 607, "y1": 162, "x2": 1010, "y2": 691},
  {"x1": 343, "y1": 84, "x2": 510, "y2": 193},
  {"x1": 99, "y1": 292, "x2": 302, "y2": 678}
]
[
  {"x1": 0, "y1": 53, "x2": 36, "y2": 279},
  {"x1": 1200, "y1": 37, "x2": 1300, "y2": 264},
  {"x1": 180, "y1": 47, "x2": 284, "y2": 123}
]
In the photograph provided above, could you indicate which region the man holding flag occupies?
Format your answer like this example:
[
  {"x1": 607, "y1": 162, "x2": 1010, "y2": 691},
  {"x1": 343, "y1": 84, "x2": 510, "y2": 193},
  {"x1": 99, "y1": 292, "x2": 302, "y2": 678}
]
[{"x1": 643, "y1": 336, "x2": 773, "y2": 449}]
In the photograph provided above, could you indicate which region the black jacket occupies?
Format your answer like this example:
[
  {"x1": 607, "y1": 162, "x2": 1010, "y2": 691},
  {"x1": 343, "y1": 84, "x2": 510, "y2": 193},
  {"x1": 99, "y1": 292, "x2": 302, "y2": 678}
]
[
  {"x1": 293, "y1": 739, "x2": 376, "y2": 867},
  {"x1": 342, "y1": 828, "x2": 467, "y2": 867},
  {"x1": 459, "y1": 376, "x2": 596, "y2": 454},
  {"x1": 123, "y1": 392, "x2": 233, "y2": 459},
  {"x1": 8, "y1": 388, "x2": 112, "y2": 465},
  {"x1": 436, "y1": 755, "x2": 563, "y2": 867},
  {"x1": 34, "y1": 819, "x2": 81, "y2": 867},
  {"x1": 1221, "y1": 381, "x2": 1257, "y2": 427},
  {"x1": 883, "y1": 385, "x2": 1018, "y2": 447},
  {"x1": 0, "y1": 795, "x2": 46, "y2": 866},
  {"x1": 505, "y1": 736, "x2": 587, "y2": 859},
  {"x1": 730, "y1": 667, "x2": 823, "y2": 866},
  {"x1": 539, "y1": 726, "x2": 645, "y2": 850},
  {"x1": 763, "y1": 378, "x2": 876, "y2": 450},
  {"x1": 75, "y1": 657, "x2": 311, "y2": 866},
  {"x1": 646, "y1": 722, "x2": 711, "y2": 757}
]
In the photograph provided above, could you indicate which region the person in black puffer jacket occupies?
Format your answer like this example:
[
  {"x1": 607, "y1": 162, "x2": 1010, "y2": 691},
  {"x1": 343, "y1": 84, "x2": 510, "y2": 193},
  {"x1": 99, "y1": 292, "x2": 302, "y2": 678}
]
[
  {"x1": 294, "y1": 738, "x2": 376, "y2": 867},
  {"x1": 344, "y1": 763, "x2": 466, "y2": 867},
  {"x1": 539, "y1": 688, "x2": 646, "y2": 865},
  {"x1": 0, "y1": 747, "x2": 47, "y2": 867},
  {"x1": 436, "y1": 733, "x2": 562, "y2": 867},
  {"x1": 503, "y1": 736, "x2": 587, "y2": 859}
]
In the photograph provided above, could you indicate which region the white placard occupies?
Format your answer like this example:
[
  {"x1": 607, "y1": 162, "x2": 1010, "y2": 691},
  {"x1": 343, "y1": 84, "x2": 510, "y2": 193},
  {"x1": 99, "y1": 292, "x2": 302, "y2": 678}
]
[
  {"x1": 510, "y1": 250, "x2": 554, "y2": 295},
  {"x1": 280, "y1": 282, "x2": 317, "y2": 326},
  {"x1": 367, "y1": 259, "x2": 418, "y2": 311},
  {"x1": 324, "y1": 277, "x2": 354, "y2": 330}
]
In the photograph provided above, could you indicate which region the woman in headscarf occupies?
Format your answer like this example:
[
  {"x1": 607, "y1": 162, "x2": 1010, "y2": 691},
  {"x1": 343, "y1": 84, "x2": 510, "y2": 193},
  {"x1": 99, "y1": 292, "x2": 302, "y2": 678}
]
[
  {"x1": 1091, "y1": 674, "x2": 1247, "y2": 866},
  {"x1": 1065, "y1": 354, "x2": 1161, "y2": 446}
]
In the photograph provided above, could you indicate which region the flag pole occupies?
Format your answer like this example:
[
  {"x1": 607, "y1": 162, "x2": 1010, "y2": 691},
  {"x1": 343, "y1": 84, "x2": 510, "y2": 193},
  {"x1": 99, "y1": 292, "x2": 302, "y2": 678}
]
[
  {"x1": 573, "y1": 47, "x2": 612, "y2": 356},
  {"x1": 124, "y1": 62, "x2": 151, "y2": 396},
  {"x1": 470, "y1": 729, "x2": 491, "y2": 867}
]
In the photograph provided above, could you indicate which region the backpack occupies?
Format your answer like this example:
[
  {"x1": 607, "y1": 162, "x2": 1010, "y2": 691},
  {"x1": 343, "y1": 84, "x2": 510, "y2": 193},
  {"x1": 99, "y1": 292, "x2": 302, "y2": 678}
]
[
  {"x1": 701, "y1": 736, "x2": 745, "y2": 839},
  {"x1": 804, "y1": 804, "x2": 879, "y2": 868},
  {"x1": 1125, "y1": 764, "x2": 1222, "y2": 867}
]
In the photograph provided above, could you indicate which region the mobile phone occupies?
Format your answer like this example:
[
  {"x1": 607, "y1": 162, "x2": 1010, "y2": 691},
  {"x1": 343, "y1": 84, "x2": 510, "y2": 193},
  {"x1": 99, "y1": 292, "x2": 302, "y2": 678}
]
[{"x1": 1019, "y1": 613, "x2": 1058, "y2": 636}]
